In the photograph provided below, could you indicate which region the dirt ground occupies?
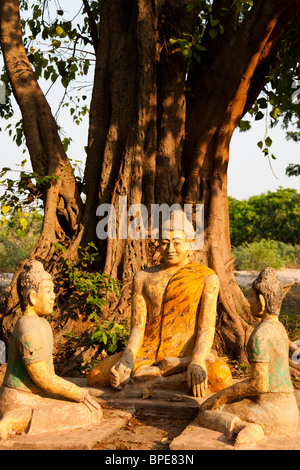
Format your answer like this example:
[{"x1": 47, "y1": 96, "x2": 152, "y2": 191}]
[{"x1": 94, "y1": 408, "x2": 193, "y2": 451}]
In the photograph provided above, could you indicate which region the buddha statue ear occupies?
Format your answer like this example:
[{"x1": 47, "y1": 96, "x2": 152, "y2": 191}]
[
  {"x1": 258, "y1": 294, "x2": 265, "y2": 313},
  {"x1": 282, "y1": 282, "x2": 297, "y2": 298},
  {"x1": 28, "y1": 289, "x2": 37, "y2": 306}
]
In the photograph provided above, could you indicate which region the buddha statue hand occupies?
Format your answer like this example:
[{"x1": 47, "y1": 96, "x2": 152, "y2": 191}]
[
  {"x1": 110, "y1": 357, "x2": 133, "y2": 390},
  {"x1": 187, "y1": 360, "x2": 208, "y2": 398}
]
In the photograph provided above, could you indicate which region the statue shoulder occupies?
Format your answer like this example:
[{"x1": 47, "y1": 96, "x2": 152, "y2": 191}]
[
  {"x1": 134, "y1": 263, "x2": 162, "y2": 278},
  {"x1": 132, "y1": 264, "x2": 163, "y2": 290},
  {"x1": 205, "y1": 272, "x2": 219, "y2": 285},
  {"x1": 188, "y1": 261, "x2": 217, "y2": 277},
  {"x1": 187, "y1": 262, "x2": 219, "y2": 289},
  {"x1": 133, "y1": 266, "x2": 152, "y2": 286},
  {"x1": 15, "y1": 315, "x2": 42, "y2": 332}
]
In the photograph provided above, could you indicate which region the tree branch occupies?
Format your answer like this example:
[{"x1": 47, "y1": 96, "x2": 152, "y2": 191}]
[
  {"x1": 243, "y1": 12, "x2": 300, "y2": 117},
  {"x1": 82, "y1": 0, "x2": 99, "y2": 52},
  {"x1": 182, "y1": 0, "x2": 300, "y2": 203},
  {"x1": 0, "y1": 0, "x2": 84, "y2": 244}
]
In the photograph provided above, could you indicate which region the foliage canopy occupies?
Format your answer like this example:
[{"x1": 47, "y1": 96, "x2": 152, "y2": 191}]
[
  {"x1": 0, "y1": 0, "x2": 300, "y2": 202},
  {"x1": 229, "y1": 188, "x2": 300, "y2": 246}
]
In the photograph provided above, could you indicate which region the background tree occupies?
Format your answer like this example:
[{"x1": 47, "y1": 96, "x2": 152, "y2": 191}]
[
  {"x1": 229, "y1": 188, "x2": 300, "y2": 246},
  {"x1": 1, "y1": 0, "x2": 300, "y2": 366}
]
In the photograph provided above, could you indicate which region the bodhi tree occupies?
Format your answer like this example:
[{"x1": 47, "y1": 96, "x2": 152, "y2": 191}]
[{"x1": 1, "y1": 0, "x2": 300, "y2": 366}]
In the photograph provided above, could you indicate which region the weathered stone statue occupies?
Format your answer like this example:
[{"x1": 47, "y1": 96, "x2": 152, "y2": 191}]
[
  {"x1": 198, "y1": 267, "x2": 299, "y2": 446},
  {"x1": 88, "y1": 211, "x2": 232, "y2": 397},
  {"x1": 0, "y1": 260, "x2": 102, "y2": 440}
]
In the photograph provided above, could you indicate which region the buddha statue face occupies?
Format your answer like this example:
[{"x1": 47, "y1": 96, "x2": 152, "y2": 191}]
[
  {"x1": 29, "y1": 278, "x2": 55, "y2": 317},
  {"x1": 248, "y1": 287, "x2": 265, "y2": 318},
  {"x1": 160, "y1": 229, "x2": 190, "y2": 267}
]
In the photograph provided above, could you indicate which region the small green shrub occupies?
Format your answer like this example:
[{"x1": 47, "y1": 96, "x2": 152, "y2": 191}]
[
  {"x1": 279, "y1": 314, "x2": 300, "y2": 341},
  {"x1": 57, "y1": 242, "x2": 127, "y2": 355},
  {"x1": 233, "y1": 239, "x2": 300, "y2": 271},
  {"x1": 277, "y1": 242, "x2": 300, "y2": 268},
  {"x1": 90, "y1": 320, "x2": 130, "y2": 353},
  {"x1": 232, "y1": 239, "x2": 286, "y2": 271},
  {"x1": 58, "y1": 242, "x2": 121, "y2": 323},
  {"x1": 0, "y1": 216, "x2": 42, "y2": 272}
]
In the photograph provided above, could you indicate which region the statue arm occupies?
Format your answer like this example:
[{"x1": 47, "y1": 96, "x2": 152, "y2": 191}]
[
  {"x1": 110, "y1": 271, "x2": 147, "y2": 389},
  {"x1": 200, "y1": 362, "x2": 269, "y2": 410},
  {"x1": 25, "y1": 360, "x2": 86, "y2": 402},
  {"x1": 121, "y1": 271, "x2": 147, "y2": 365},
  {"x1": 187, "y1": 273, "x2": 219, "y2": 397},
  {"x1": 50, "y1": 355, "x2": 55, "y2": 373},
  {"x1": 191, "y1": 273, "x2": 219, "y2": 363}
]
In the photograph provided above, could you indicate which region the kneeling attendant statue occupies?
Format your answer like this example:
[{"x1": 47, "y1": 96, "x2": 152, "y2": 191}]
[
  {"x1": 0, "y1": 260, "x2": 102, "y2": 440},
  {"x1": 198, "y1": 267, "x2": 299, "y2": 446}
]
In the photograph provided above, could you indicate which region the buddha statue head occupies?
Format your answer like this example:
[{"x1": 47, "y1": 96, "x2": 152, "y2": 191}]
[
  {"x1": 159, "y1": 210, "x2": 196, "y2": 267},
  {"x1": 249, "y1": 267, "x2": 283, "y2": 318},
  {"x1": 17, "y1": 260, "x2": 54, "y2": 315}
]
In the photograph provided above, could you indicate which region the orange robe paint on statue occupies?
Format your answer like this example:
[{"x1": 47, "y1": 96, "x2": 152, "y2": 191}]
[{"x1": 88, "y1": 262, "x2": 232, "y2": 393}]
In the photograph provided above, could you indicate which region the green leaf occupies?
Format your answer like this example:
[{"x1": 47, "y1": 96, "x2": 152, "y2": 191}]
[
  {"x1": 1, "y1": 205, "x2": 11, "y2": 214},
  {"x1": 265, "y1": 136, "x2": 273, "y2": 147},
  {"x1": 257, "y1": 97, "x2": 268, "y2": 109},
  {"x1": 52, "y1": 39, "x2": 61, "y2": 48},
  {"x1": 102, "y1": 331, "x2": 107, "y2": 345},
  {"x1": 15, "y1": 228, "x2": 26, "y2": 238},
  {"x1": 239, "y1": 120, "x2": 251, "y2": 131},
  {"x1": 186, "y1": 3, "x2": 195, "y2": 12},
  {"x1": 20, "y1": 217, "x2": 28, "y2": 230},
  {"x1": 255, "y1": 111, "x2": 264, "y2": 121},
  {"x1": 56, "y1": 25, "x2": 64, "y2": 36},
  {"x1": 209, "y1": 28, "x2": 218, "y2": 40},
  {"x1": 210, "y1": 17, "x2": 220, "y2": 27},
  {"x1": 54, "y1": 242, "x2": 67, "y2": 253}
]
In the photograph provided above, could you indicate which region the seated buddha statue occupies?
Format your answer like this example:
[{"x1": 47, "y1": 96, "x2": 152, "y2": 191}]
[
  {"x1": 0, "y1": 260, "x2": 102, "y2": 440},
  {"x1": 198, "y1": 267, "x2": 299, "y2": 446},
  {"x1": 88, "y1": 211, "x2": 232, "y2": 398}
]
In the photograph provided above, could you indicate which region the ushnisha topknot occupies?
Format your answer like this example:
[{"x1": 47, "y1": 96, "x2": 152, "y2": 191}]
[
  {"x1": 160, "y1": 209, "x2": 196, "y2": 241},
  {"x1": 251, "y1": 267, "x2": 283, "y2": 316},
  {"x1": 17, "y1": 260, "x2": 52, "y2": 312}
]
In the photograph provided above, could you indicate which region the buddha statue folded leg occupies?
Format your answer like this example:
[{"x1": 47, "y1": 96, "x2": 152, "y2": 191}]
[
  {"x1": 205, "y1": 354, "x2": 233, "y2": 392},
  {"x1": 131, "y1": 353, "x2": 232, "y2": 394},
  {"x1": 88, "y1": 348, "x2": 232, "y2": 396},
  {"x1": 87, "y1": 351, "x2": 123, "y2": 387}
]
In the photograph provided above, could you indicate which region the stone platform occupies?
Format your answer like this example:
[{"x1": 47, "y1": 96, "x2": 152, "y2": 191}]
[
  {"x1": 0, "y1": 377, "x2": 300, "y2": 450},
  {"x1": 95, "y1": 385, "x2": 300, "y2": 451},
  {"x1": 170, "y1": 419, "x2": 300, "y2": 451},
  {"x1": 0, "y1": 407, "x2": 133, "y2": 450}
]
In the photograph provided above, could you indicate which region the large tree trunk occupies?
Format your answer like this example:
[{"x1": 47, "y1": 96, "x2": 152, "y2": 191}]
[
  {"x1": 180, "y1": 0, "x2": 300, "y2": 360},
  {"x1": 1, "y1": 0, "x2": 300, "y2": 367},
  {"x1": 83, "y1": 0, "x2": 300, "y2": 361}
]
